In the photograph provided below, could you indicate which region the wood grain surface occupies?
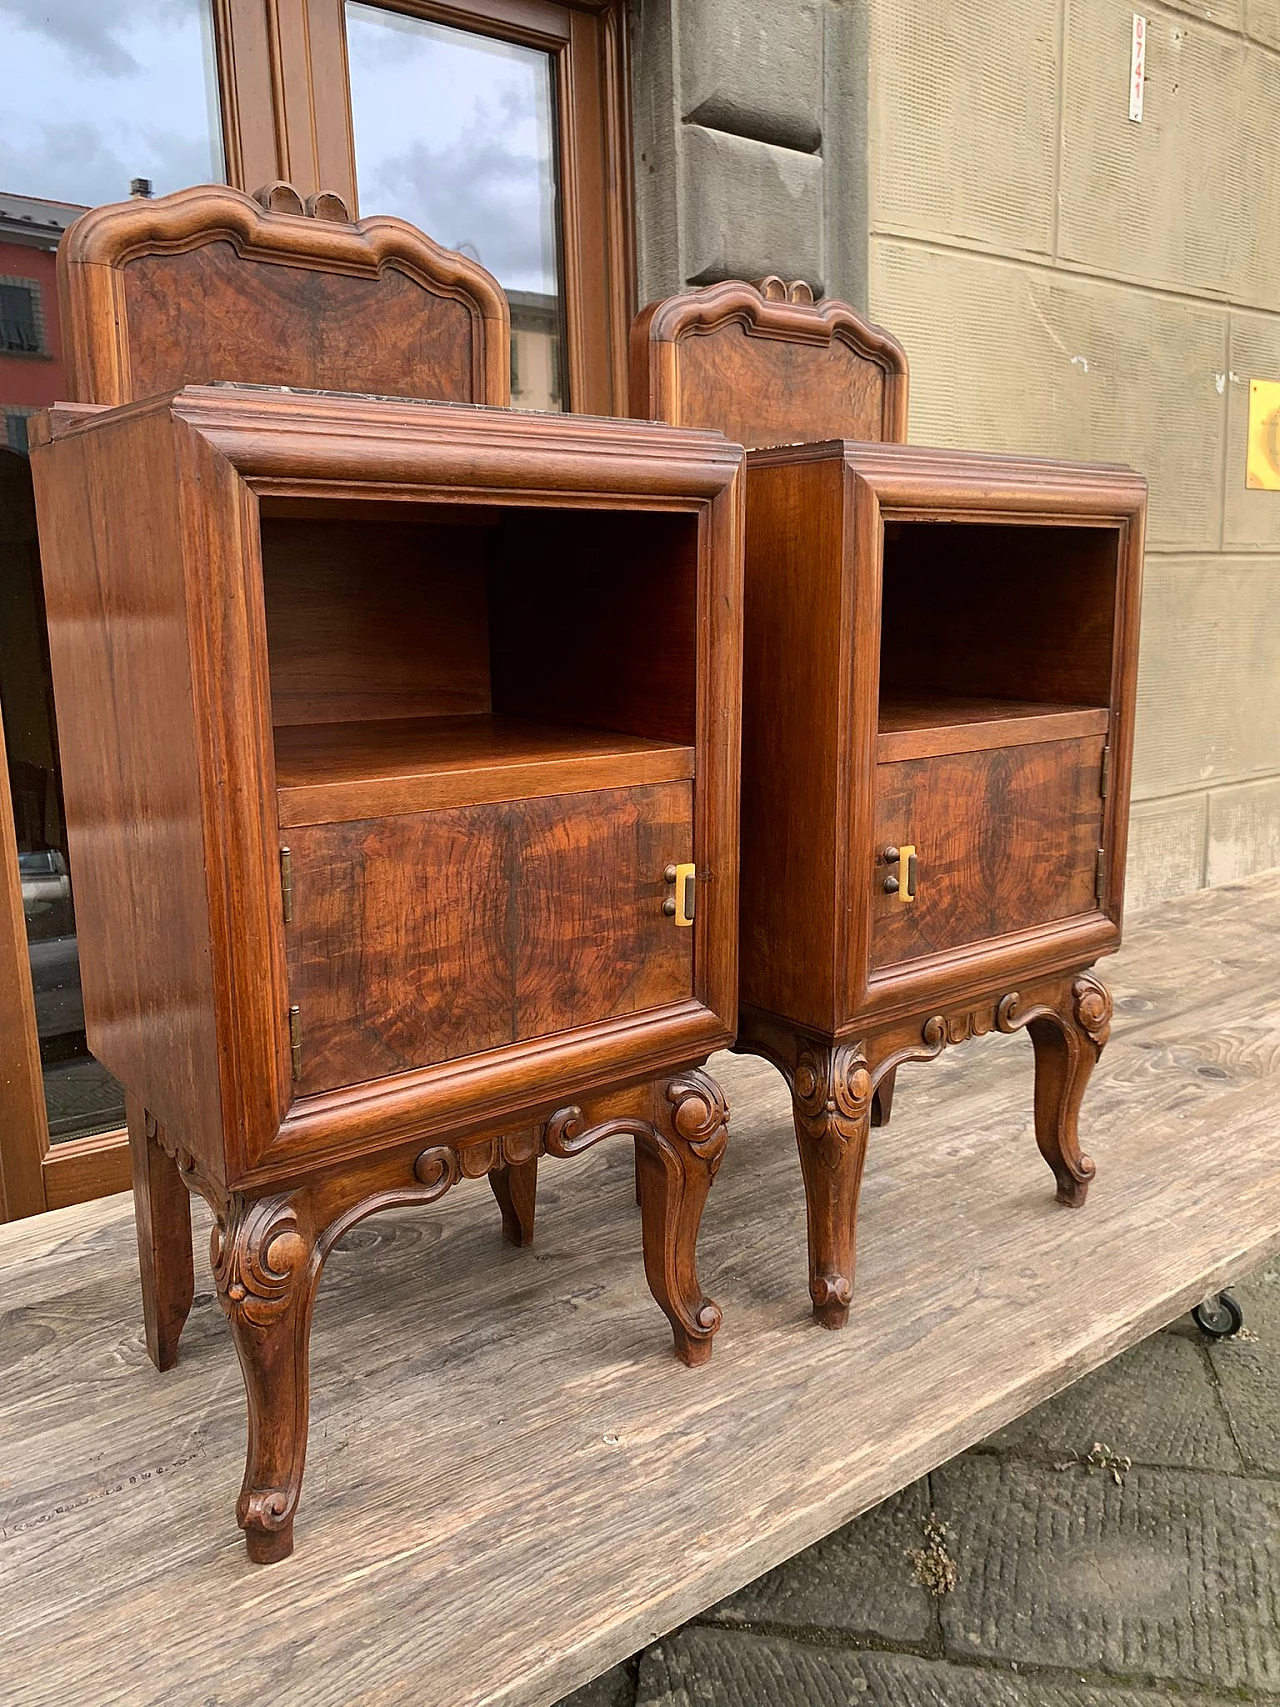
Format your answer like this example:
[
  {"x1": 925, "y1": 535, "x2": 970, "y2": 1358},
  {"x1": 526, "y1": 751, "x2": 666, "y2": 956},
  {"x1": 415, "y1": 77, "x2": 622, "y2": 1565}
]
[
  {"x1": 879, "y1": 520, "x2": 1121, "y2": 709},
  {"x1": 262, "y1": 517, "x2": 495, "y2": 729},
  {"x1": 870, "y1": 736, "x2": 1106, "y2": 969},
  {"x1": 876, "y1": 694, "x2": 1110, "y2": 763},
  {"x1": 58, "y1": 183, "x2": 511, "y2": 409},
  {"x1": 285, "y1": 783, "x2": 696, "y2": 1096},
  {"x1": 274, "y1": 716, "x2": 695, "y2": 826},
  {"x1": 629, "y1": 276, "x2": 909, "y2": 448},
  {"x1": 2, "y1": 872, "x2": 1278, "y2": 1706}
]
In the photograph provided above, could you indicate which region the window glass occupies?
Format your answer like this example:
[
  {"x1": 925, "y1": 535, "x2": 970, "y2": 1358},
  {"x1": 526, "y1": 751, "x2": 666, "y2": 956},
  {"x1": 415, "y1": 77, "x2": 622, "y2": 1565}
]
[
  {"x1": 0, "y1": 1, "x2": 224, "y2": 1144},
  {"x1": 345, "y1": 3, "x2": 566, "y2": 410},
  {"x1": 0, "y1": 1, "x2": 223, "y2": 207}
]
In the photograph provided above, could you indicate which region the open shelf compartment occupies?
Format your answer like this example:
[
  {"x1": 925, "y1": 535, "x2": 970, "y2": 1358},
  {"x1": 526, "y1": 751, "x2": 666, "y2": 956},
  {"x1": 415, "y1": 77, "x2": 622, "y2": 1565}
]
[
  {"x1": 274, "y1": 715, "x2": 693, "y2": 828},
  {"x1": 259, "y1": 500, "x2": 699, "y2": 826},
  {"x1": 876, "y1": 519, "x2": 1120, "y2": 761}
]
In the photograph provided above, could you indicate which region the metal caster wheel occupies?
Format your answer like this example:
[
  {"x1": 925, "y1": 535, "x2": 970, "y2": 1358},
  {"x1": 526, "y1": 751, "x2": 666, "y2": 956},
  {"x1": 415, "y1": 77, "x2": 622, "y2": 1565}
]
[{"x1": 1191, "y1": 1290, "x2": 1243, "y2": 1338}]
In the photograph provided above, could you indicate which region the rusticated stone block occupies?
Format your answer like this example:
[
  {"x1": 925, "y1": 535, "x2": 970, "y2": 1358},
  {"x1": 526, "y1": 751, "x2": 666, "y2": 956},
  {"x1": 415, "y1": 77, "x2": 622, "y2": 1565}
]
[
  {"x1": 934, "y1": 1454, "x2": 1280, "y2": 1688},
  {"x1": 680, "y1": 0, "x2": 823, "y2": 153},
  {"x1": 682, "y1": 126, "x2": 825, "y2": 289},
  {"x1": 984, "y1": 1332, "x2": 1240, "y2": 1471},
  {"x1": 555, "y1": 1662, "x2": 634, "y2": 1707},
  {"x1": 869, "y1": 0, "x2": 1057, "y2": 256},
  {"x1": 1125, "y1": 795, "x2": 1207, "y2": 911},
  {"x1": 1207, "y1": 1255, "x2": 1280, "y2": 1473},
  {"x1": 704, "y1": 1477, "x2": 934, "y2": 1641},
  {"x1": 1132, "y1": 558, "x2": 1280, "y2": 797},
  {"x1": 869, "y1": 241, "x2": 1227, "y2": 552},
  {"x1": 1207, "y1": 777, "x2": 1280, "y2": 886},
  {"x1": 1059, "y1": 2, "x2": 1246, "y2": 299},
  {"x1": 637, "y1": 1625, "x2": 1229, "y2": 1706}
]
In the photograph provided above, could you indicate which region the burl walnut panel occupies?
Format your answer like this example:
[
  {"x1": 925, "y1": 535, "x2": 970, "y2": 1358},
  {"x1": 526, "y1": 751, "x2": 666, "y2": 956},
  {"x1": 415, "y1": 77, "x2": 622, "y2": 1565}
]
[
  {"x1": 121, "y1": 243, "x2": 478, "y2": 403},
  {"x1": 286, "y1": 783, "x2": 695, "y2": 1096},
  {"x1": 629, "y1": 277, "x2": 909, "y2": 450},
  {"x1": 59, "y1": 183, "x2": 511, "y2": 408},
  {"x1": 869, "y1": 736, "x2": 1107, "y2": 971}
]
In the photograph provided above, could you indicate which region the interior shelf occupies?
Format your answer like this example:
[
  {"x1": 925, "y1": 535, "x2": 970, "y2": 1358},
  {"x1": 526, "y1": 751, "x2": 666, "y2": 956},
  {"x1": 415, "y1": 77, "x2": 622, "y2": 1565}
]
[
  {"x1": 275, "y1": 714, "x2": 696, "y2": 827},
  {"x1": 876, "y1": 693, "x2": 1110, "y2": 764}
]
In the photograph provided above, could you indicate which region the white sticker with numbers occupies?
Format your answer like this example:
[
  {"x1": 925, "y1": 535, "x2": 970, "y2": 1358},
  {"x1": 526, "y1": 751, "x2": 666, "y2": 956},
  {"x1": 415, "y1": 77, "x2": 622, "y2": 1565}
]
[{"x1": 1130, "y1": 14, "x2": 1146, "y2": 122}]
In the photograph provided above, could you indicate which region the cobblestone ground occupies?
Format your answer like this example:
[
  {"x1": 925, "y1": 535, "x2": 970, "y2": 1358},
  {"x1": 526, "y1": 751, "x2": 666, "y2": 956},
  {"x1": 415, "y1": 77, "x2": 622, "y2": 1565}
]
[{"x1": 556, "y1": 1255, "x2": 1280, "y2": 1707}]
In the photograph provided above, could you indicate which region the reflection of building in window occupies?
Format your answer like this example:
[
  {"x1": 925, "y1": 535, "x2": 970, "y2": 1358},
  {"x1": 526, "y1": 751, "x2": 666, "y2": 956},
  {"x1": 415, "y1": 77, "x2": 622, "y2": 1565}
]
[
  {"x1": 1, "y1": 194, "x2": 80, "y2": 417},
  {"x1": 0, "y1": 281, "x2": 43, "y2": 354},
  {"x1": 4, "y1": 407, "x2": 36, "y2": 453},
  {"x1": 508, "y1": 290, "x2": 563, "y2": 411}
]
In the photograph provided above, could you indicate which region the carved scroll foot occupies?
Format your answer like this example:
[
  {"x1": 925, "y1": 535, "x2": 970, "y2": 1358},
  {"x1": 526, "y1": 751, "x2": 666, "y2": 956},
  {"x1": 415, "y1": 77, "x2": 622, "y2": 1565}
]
[
  {"x1": 1028, "y1": 972, "x2": 1111, "y2": 1207},
  {"x1": 488, "y1": 1156, "x2": 539, "y2": 1247},
  {"x1": 213, "y1": 1194, "x2": 320, "y2": 1564},
  {"x1": 792, "y1": 1042, "x2": 874, "y2": 1329},
  {"x1": 635, "y1": 1071, "x2": 729, "y2": 1367},
  {"x1": 126, "y1": 1096, "x2": 194, "y2": 1372}
]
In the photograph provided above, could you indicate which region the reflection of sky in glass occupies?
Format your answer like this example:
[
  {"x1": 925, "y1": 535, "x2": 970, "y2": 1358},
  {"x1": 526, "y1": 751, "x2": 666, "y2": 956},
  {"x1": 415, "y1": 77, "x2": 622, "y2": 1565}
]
[
  {"x1": 0, "y1": 0, "x2": 223, "y2": 208},
  {"x1": 346, "y1": 4, "x2": 559, "y2": 297}
]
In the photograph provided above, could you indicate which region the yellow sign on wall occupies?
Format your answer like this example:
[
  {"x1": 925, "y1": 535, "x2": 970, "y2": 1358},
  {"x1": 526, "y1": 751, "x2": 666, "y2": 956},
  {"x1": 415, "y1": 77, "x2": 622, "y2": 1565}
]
[{"x1": 1247, "y1": 380, "x2": 1280, "y2": 489}]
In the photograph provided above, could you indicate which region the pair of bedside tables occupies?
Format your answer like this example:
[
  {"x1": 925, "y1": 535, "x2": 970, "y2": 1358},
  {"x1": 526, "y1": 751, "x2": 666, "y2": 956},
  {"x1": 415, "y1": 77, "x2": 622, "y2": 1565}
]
[{"x1": 31, "y1": 189, "x2": 1144, "y2": 1561}]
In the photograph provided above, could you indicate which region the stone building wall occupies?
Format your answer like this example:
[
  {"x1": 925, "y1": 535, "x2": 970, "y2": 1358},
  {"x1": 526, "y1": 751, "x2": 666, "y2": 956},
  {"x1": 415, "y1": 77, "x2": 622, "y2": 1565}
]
[{"x1": 632, "y1": 0, "x2": 1280, "y2": 909}]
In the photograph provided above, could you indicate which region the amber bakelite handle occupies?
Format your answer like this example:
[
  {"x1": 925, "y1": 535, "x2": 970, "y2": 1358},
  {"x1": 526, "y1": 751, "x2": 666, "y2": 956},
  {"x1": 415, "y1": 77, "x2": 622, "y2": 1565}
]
[
  {"x1": 882, "y1": 843, "x2": 916, "y2": 904},
  {"x1": 663, "y1": 862, "x2": 696, "y2": 926}
]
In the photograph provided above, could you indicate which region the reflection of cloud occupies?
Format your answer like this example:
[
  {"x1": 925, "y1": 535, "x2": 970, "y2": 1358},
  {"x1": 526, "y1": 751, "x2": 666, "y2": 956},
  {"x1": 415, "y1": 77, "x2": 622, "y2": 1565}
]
[
  {"x1": 361, "y1": 91, "x2": 556, "y2": 294},
  {"x1": 0, "y1": 0, "x2": 202, "y2": 79},
  {"x1": 0, "y1": 120, "x2": 217, "y2": 212},
  {"x1": 345, "y1": 3, "x2": 418, "y2": 71}
]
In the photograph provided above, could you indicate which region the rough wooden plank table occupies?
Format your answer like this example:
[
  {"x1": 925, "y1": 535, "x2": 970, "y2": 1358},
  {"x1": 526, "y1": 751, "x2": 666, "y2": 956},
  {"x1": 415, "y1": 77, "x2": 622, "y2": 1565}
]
[{"x1": 4, "y1": 872, "x2": 1280, "y2": 1707}]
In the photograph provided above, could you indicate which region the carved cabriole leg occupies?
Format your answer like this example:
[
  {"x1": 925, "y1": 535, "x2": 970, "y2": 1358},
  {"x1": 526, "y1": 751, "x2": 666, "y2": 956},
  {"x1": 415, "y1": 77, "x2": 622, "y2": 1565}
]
[
  {"x1": 488, "y1": 1158, "x2": 539, "y2": 1247},
  {"x1": 791, "y1": 1042, "x2": 875, "y2": 1329},
  {"x1": 635, "y1": 1072, "x2": 729, "y2": 1367},
  {"x1": 212, "y1": 1194, "x2": 319, "y2": 1564},
  {"x1": 1028, "y1": 972, "x2": 1112, "y2": 1207},
  {"x1": 483, "y1": 1127, "x2": 541, "y2": 1248},
  {"x1": 871, "y1": 1064, "x2": 897, "y2": 1129},
  {"x1": 545, "y1": 1068, "x2": 729, "y2": 1367},
  {"x1": 126, "y1": 1094, "x2": 194, "y2": 1372}
]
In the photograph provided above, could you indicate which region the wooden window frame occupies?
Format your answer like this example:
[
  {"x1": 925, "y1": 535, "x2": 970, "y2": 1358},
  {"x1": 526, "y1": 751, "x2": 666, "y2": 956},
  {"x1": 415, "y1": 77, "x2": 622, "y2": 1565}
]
[
  {"x1": 219, "y1": 0, "x2": 634, "y2": 415},
  {"x1": 0, "y1": 0, "x2": 635, "y2": 1219}
]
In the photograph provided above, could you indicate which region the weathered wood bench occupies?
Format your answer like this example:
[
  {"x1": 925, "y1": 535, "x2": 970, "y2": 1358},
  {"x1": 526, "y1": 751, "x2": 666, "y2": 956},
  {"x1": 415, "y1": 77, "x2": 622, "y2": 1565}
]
[{"x1": 5, "y1": 872, "x2": 1280, "y2": 1707}]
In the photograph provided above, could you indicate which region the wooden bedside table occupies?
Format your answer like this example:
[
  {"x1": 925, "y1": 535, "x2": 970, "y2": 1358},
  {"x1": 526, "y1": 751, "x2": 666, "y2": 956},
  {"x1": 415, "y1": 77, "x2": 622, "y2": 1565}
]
[
  {"x1": 30, "y1": 188, "x2": 744, "y2": 1562},
  {"x1": 632, "y1": 278, "x2": 1145, "y2": 1328}
]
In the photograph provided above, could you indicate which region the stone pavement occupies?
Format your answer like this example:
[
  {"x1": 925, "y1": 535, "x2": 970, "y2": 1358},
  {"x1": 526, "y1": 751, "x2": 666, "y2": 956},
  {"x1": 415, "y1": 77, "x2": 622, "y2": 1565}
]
[{"x1": 557, "y1": 1255, "x2": 1280, "y2": 1706}]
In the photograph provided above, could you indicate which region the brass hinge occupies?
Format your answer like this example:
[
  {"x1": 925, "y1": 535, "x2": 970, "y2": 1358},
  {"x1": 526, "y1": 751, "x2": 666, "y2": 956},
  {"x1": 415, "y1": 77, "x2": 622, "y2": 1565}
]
[
  {"x1": 288, "y1": 1004, "x2": 302, "y2": 1080},
  {"x1": 1099, "y1": 744, "x2": 1111, "y2": 799},
  {"x1": 1095, "y1": 846, "x2": 1107, "y2": 904},
  {"x1": 280, "y1": 846, "x2": 293, "y2": 924}
]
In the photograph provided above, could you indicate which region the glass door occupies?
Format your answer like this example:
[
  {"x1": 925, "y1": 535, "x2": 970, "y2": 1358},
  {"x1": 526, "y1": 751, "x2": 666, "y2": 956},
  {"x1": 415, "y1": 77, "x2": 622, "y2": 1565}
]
[{"x1": 0, "y1": 2, "x2": 224, "y2": 1216}]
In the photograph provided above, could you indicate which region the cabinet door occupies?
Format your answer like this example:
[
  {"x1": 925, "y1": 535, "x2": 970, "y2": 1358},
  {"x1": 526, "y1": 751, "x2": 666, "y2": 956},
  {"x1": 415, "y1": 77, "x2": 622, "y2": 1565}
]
[
  {"x1": 870, "y1": 737, "x2": 1105, "y2": 972},
  {"x1": 285, "y1": 782, "x2": 694, "y2": 1096}
]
